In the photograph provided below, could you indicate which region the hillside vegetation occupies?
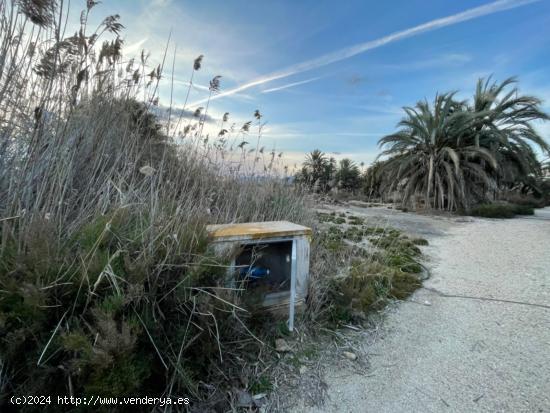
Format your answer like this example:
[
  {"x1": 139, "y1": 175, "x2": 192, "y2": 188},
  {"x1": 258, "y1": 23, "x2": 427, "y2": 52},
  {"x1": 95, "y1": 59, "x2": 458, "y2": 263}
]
[{"x1": 0, "y1": 1, "x2": 312, "y2": 409}]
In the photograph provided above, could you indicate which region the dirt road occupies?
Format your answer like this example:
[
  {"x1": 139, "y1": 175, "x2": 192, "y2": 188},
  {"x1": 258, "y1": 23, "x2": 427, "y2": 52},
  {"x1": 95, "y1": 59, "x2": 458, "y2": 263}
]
[{"x1": 295, "y1": 207, "x2": 550, "y2": 412}]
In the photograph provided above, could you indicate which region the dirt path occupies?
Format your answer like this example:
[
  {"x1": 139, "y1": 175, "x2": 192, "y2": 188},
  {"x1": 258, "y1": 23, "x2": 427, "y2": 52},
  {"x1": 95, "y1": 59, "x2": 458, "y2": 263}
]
[{"x1": 295, "y1": 207, "x2": 550, "y2": 413}]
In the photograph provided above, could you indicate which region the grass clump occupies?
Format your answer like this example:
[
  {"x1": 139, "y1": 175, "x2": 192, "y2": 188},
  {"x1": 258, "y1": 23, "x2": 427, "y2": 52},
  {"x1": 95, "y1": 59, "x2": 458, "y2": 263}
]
[
  {"x1": 318, "y1": 226, "x2": 346, "y2": 251},
  {"x1": 313, "y1": 221, "x2": 427, "y2": 326},
  {"x1": 250, "y1": 376, "x2": 273, "y2": 394},
  {"x1": 327, "y1": 259, "x2": 421, "y2": 324},
  {"x1": 411, "y1": 237, "x2": 429, "y2": 246},
  {"x1": 316, "y1": 212, "x2": 346, "y2": 224},
  {"x1": 347, "y1": 215, "x2": 365, "y2": 225}
]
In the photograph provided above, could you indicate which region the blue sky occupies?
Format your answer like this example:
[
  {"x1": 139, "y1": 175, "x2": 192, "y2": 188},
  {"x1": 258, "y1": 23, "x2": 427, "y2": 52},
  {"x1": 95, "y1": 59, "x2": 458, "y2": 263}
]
[{"x1": 88, "y1": 0, "x2": 550, "y2": 168}]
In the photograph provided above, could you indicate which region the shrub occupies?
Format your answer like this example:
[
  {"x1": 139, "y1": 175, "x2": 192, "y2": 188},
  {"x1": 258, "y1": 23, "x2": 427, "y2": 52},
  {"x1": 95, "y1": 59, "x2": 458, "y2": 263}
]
[
  {"x1": 411, "y1": 237, "x2": 429, "y2": 246},
  {"x1": 470, "y1": 204, "x2": 515, "y2": 218},
  {"x1": 469, "y1": 203, "x2": 534, "y2": 218},
  {"x1": 511, "y1": 204, "x2": 535, "y2": 215}
]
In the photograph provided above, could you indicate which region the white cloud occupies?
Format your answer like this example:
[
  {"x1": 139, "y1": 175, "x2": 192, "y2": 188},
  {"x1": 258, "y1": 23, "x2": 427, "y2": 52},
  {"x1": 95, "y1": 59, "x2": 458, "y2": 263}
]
[{"x1": 189, "y1": 0, "x2": 539, "y2": 106}]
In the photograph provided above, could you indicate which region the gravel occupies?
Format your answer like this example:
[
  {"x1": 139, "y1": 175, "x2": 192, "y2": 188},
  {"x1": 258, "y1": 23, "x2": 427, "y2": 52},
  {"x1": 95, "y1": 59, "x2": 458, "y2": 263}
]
[{"x1": 292, "y1": 207, "x2": 550, "y2": 413}]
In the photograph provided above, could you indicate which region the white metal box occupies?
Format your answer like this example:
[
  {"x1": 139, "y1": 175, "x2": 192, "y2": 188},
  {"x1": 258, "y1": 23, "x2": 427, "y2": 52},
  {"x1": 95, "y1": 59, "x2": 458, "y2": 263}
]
[{"x1": 206, "y1": 221, "x2": 311, "y2": 330}]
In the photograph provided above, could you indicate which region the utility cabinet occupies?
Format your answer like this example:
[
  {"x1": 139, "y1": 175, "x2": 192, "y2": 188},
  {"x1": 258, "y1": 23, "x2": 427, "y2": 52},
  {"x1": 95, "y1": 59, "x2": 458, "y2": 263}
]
[{"x1": 206, "y1": 221, "x2": 312, "y2": 331}]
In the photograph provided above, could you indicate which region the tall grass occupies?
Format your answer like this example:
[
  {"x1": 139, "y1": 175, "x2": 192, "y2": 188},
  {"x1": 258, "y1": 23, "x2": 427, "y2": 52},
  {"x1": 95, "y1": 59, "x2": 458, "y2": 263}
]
[{"x1": 0, "y1": 1, "x2": 312, "y2": 409}]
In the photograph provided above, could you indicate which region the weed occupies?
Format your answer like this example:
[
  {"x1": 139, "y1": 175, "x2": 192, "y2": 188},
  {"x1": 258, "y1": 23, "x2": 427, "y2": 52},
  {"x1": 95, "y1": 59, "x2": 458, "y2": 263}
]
[
  {"x1": 316, "y1": 212, "x2": 344, "y2": 224},
  {"x1": 250, "y1": 375, "x2": 273, "y2": 394},
  {"x1": 343, "y1": 226, "x2": 365, "y2": 242},
  {"x1": 276, "y1": 320, "x2": 291, "y2": 337},
  {"x1": 318, "y1": 226, "x2": 346, "y2": 251},
  {"x1": 364, "y1": 227, "x2": 386, "y2": 235},
  {"x1": 411, "y1": 238, "x2": 429, "y2": 246},
  {"x1": 347, "y1": 215, "x2": 365, "y2": 225}
]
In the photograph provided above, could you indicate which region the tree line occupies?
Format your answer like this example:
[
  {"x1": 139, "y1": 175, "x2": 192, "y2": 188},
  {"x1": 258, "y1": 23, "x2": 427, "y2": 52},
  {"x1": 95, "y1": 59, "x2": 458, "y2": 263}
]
[
  {"x1": 296, "y1": 77, "x2": 550, "y2": 210},
  {"x1": 295, "y1": 151, "x2": 364, "y2": 193}
]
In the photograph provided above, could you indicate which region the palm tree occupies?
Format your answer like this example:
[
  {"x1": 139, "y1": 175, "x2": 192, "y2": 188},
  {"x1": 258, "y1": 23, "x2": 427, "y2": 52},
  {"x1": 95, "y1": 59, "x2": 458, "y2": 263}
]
[
  {"x1": 378, "y1": 77, "x2": 549, "y2": 211},
  {"x1": 468, "y1": 77, "x2": 549, "y2": 192},
  {"x1": 303, "y1": 149, "x2": 329, "y2": 191},
  {"x1": 324, "y1": 157, "x2": 338, "y2": 189},
  {"x1": 378, "y1": 93, "x2": 498, "y2": 210},
  {"x1": 543, "y1": 157, "x2": 550, "y2": 176},
  {"x1": 336, "y1": 158, "x2": 361, "y2": 192},
  {"x1": 363, "y1": 161, "x2": 385, "y2": 199}
]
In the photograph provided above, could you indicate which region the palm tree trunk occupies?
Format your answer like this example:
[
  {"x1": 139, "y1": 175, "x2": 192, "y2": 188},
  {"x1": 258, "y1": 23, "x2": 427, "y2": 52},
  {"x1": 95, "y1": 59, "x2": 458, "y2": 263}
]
[{"x1": 426, "y1": 154, "x2": 434, "y2": 209}]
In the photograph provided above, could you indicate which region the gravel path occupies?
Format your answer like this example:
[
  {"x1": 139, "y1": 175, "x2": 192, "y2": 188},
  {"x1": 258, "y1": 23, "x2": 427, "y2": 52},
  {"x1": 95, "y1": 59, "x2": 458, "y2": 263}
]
[{"x1": 296, "y1": 207, "x2": 550, "y2": 413}]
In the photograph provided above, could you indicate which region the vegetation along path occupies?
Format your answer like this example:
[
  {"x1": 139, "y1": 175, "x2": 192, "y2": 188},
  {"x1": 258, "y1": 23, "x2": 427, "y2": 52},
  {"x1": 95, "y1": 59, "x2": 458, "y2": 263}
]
[{"x1": 303, "y1": 207, "x2": 550, "y2": 412}]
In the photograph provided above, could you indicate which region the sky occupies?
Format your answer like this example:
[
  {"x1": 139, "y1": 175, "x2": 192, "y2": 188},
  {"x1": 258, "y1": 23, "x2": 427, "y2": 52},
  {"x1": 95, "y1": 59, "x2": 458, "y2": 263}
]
[{"x1": 84, "y1": 0, "x2": 550, "y2": 168}]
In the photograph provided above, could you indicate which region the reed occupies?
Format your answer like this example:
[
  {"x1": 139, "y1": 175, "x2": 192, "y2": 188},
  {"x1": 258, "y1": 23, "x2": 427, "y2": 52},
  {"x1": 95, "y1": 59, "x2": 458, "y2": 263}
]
[{"x1": 0, "y1": 1, "x2": 311, "y2": 409}]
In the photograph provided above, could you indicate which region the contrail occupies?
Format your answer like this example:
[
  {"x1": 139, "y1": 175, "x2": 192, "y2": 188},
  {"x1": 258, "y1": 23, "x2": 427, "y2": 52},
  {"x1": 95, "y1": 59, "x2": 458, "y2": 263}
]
[
  {"x1": 262, "y1": 76, "x2": 323, "y2": 93},
  {"x1": 189, "y1": 0, "x2": 539, "y2": 107},
  {"x1": 124, "y1": 37, "x2": 149, "y2": 56}
]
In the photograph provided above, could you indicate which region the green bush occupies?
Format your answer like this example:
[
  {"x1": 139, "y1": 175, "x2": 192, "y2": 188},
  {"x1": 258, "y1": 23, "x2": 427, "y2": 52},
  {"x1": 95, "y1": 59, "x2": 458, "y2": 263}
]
[
  {"x1": 411, "y1": 238, "x2": 429, "y2": 246},
  {"x1": 469, "y1": 203, "x2": 534, "y2": 218},
  {"x1": 511, "y1": 204, "x2": 535, "y2": 215}
]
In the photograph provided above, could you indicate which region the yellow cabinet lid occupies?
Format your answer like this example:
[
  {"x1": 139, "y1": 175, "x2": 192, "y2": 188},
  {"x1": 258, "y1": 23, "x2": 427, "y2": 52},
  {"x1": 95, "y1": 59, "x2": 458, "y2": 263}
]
[{"x1": 206, "y1": 221, "x2": 312, "y2": 241}]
